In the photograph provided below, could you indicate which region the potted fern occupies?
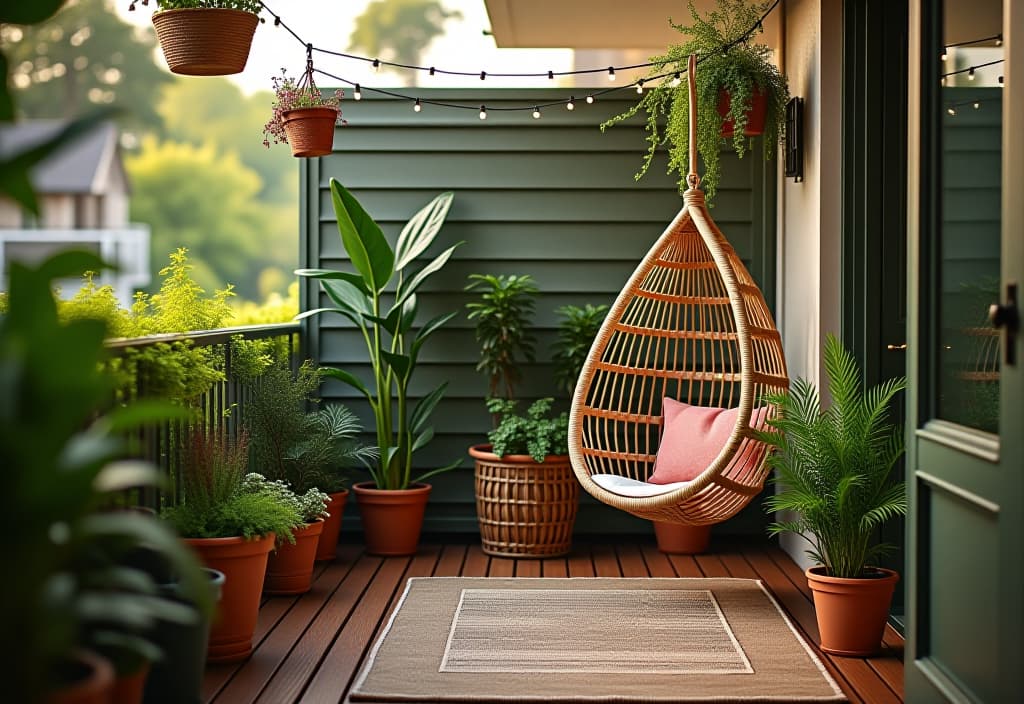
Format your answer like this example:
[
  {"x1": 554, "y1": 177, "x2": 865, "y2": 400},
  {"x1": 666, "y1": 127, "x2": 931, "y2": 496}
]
[
  {"x1": 131, "y1": 1, "x2": 262, "y2": 76},
  {"x1": 601, "y1": 0, "x2": 789, "y2": 200},
  {"x1": 759, "y1": 334, "x2": 907, "y2": 656}
]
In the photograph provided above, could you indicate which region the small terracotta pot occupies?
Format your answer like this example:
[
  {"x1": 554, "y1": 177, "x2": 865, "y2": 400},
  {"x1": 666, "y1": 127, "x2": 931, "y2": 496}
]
[
  {"x1": 152, "y1": 8, "x2": 258, "y2": 76},
  {"x1": 315, "y1": 489, "x2": 350, "y2": 561},
  {"x1": 352, "y1": 482, "x2": 431, "y2": 556},
  {"x1": 184, "y1": 534, "x2": 275, "y2": 663},
  {"x1": 265, "y1": 519, "x2": 325, "y2": 595},
  {"x1": 48, "y1": 649, "x2": 114, "y2": 704},
  {"x1": 653, "y1": 521, "x2": 711, "y2": 554},
  {"x1": 282, "y1": 107, "x2": 338, "y2": 158},
  {"x1": 717, "y1": 87, "x2": 768, "y2": 137},
  {"x1": 111, "y1": 660, "x2": 149, "y2": 704},
  {"x1": 806, "y1": 565, "x2": 899, "y2": 656}
]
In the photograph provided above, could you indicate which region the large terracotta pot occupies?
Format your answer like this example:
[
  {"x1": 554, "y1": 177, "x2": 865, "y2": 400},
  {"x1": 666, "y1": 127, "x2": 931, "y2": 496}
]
[
  {"x1": 352, "y1": 482, "x2": 431, "y2": 556},
  {"x1": 151, "y1": 8, "x2": 258, "y2": 76},
  {"x1": 806, "y1": 565, "x2": 900, "y2": 656},
  {"x1": 48, "y1": 649, "x2": 114, "y2": 704},
  {"x1": 315, "y1": 489, "x2": 350, "y2": 562},
  {"x1": 653, "y1": 521, "x2": 711, "y2": 554},
  {"x1": 184, "y1": 534, "x2": 275, "y2": 663},
  {"x1": 282, "y1": 107, "x2": 338, "y2": 158},
  {"x1": 717, "y1": 87, "x2": 768, "y2": 137},
  {"x1": 265, "y1": 520, "x2": 325, "y2": 595},
  {"x1": 469, "y1": 444, "x2": 578, "y2": 558},
  {"x1": 111, "y1": 661, "x2": 149, "y2": 704}
]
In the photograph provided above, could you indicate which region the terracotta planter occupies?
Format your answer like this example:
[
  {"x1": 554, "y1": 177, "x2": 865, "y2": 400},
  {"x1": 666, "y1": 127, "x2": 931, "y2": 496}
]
[
  {"x1": 469, "y1": 444, "x2": 579, "y2": 558},
  {"x1": 48, "y1": 650, "x2": 114, "y2": 704},
  {"x1": 184, "y1": 534, "x2": 275, "y2": 663},
  {"x1": 152, "y1": 8, "x2": 259, "y2": 76},
  {"x1": 316, "y1": 489, "x2": 350, "y2": 561},
  {"x1": 111, "y1": 661, "x2": 149, "y2": 704},
  {"x1": 806, "y1": 565, "x2": 899, "y2": 656},
  {"x1": 717, "y1": 87, "x2": 768, "y2": 137},
  {"x1": 352, "y1": 482, "x2": 431, "y2": 556},
  {"x1": 653, "y1": 521, "x2": 711, "y2": 554},
  {"x1": 282, "y1": 107, "x2": 338, "y2": 158},
  {"x1": 265, "y1": 520, "x2": 325, "y2": 595}
]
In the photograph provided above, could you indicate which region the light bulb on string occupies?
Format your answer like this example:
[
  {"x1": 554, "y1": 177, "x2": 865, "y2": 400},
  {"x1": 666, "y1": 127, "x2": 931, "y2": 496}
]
[
  {"x1": 671, "y1": 73, "x2": 681, "y2": 87},
  {"x1": 414, "y1": 98, "x2": 422, "y2": 112},
  {"x1": 996, "y1": 35, "x2": 1003, "y2": 46},
  {"x1": 941, "y1": 76, "x2": 946, "y2": 86},
  {"x1": 968, "y1": 67, "x2": 975, "y2": 80},
  {"x1": 608, "y1": 67, "x2": 616, "y2": 81},
  {"x1": 479, "y1": 105, "x2": 487, "y2": 120},
  {"x1": 532, "y1": 106, "x2": 541, "y2": 119},
  {"x1": 586, "y1": 95, "x2": 595, "y2": 104},
  {"x1": 999, "y1": 75, "x2": 1004, "y2": 86},
  {"x1": 372, "y1": 58, "x2": 381, "y2": 73},
  {"x1": 567, "y1": 96, "x2": 575, "y2": 110},
  {"x1": 429, "y1": 66, "x2": 436, "y2": 77},
  {"x1": 636, "y1": 80, "x2": 644, "y2": 94},
  {"x1": 947, "y1": 107, "x2": 956, "y2": 116},
  {"x1": 941, "y1": 47, "x2": 948, "y2": 61},
  {"x1": 354, "y1": 84, "x2": 362, "y2": 100},
  {"x1": 973, "y1": 101, "x2": 981, "y2": 109}
]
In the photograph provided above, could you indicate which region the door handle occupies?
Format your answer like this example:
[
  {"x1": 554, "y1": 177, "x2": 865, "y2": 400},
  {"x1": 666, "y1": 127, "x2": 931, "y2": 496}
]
[{"x1": 989, "y1": 283, "x2": 1019, "y2": 366}]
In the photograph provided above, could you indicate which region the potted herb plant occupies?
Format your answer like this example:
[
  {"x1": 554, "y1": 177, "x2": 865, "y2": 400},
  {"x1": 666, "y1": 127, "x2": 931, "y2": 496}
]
[
  {"x1": 161, "y1": 430, "x2": 302, "y2": 663},
  {"x1": 1, "y1": 250, "x2": 210, "y2": 704},
  {"x1": 759, "y1": 334, "x2": 907, "y2": 656},
  {"x1": 601, "y1": 0, "x2": 789, "y2": 200},
  {"x1": 263, "y1": 67, "x2": 346, "y2": 158},
  {"x1": 296, "y1": 180, "x2": 462, "y2": 556},
  {"x1": 131, "y1": 1, "x2": 262, "y2": 76},
  {"x1": 244, "y1": 360, "x2": 378, "y2": 562}
]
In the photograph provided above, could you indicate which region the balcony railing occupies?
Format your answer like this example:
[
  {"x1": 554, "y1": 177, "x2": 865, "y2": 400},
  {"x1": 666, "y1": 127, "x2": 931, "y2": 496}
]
[{"x1": 105, "y1": 322, "x2": 302, "y2": 508}]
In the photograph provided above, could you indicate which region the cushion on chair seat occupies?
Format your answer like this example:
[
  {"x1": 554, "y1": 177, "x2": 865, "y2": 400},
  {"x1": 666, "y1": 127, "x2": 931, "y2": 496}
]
[{"x1": 591, "y1": 474, "x2": 691, "y2": 497}]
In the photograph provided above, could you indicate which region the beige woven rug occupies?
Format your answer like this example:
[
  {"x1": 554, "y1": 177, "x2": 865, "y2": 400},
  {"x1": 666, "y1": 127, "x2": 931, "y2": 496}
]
[{"x1": 350, "y1": 577, "x2": 846, "y2": 703}]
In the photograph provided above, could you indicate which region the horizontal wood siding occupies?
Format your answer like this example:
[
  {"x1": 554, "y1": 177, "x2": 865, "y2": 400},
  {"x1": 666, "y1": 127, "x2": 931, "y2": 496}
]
[{"x1": 300, "y1": 89, "x2": 776, "y2": 535}]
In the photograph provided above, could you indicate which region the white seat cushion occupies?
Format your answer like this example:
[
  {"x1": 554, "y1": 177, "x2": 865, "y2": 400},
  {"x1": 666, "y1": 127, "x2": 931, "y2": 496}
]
[{"x1": 591, "y1": 474, "x2": 692, "y2": 498}]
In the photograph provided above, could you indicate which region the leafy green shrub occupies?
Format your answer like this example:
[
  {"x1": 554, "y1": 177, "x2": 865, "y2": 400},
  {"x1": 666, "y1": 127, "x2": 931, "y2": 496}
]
[
  {"x1": 486, "y1": 398, "x2": 569, "y2": 463},
  {"x1": 242, "y1": 473, "x2": 330, "y2": 524},
  {"x1": 465, "y1": 273, "x2": 538, "y2": 400},
  {"x1": 552, "y1": 304, "x2": 608, "y2": 396}
]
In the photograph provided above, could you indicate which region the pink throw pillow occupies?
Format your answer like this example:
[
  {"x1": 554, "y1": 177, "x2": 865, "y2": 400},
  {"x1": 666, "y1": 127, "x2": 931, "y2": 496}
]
[{"x1": 648, "y1": 398, "x2": 763, "y2": 485}]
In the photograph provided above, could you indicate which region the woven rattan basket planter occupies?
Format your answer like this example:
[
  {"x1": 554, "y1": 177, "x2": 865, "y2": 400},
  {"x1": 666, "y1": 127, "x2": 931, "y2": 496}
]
[
  {"x1": 282, "y1": 107, "x2": 337, "y2": 157},
  {"x1": 152, "y1": 8, "x2": 259, "y2": 76},
  {"x1": 469, "y1": 444, "x2": 579, "y2": 558}
]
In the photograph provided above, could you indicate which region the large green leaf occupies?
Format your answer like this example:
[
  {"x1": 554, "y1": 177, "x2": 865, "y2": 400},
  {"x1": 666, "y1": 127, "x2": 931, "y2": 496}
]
[
  {"x1": 321, "y1": 279, "x2": 372, "y2": 318},
  {"x1": 380, "y1": 350, "x2": 411, "y2": 381},
  {"x1": 294, "y1": 269, "x2": 370, "y2": 295},
  {"x1": 410, "y1": 311, "x2": 458, "y2": 365},
  {"x1": 410, "y1": 381, "x2": 448, "y2": 435},
  {"x1": 321, "y1": 367, "x2": 373, "y2": 402},
  {"x1": 395, "y1": 243, "x2": 462, "y2": 307},
  {"x1": 330, "y1": 180, "x2": 394, "y2": 293},
  {"x1": 394, "y1": 192, "x2": 454, "y2": 271}
]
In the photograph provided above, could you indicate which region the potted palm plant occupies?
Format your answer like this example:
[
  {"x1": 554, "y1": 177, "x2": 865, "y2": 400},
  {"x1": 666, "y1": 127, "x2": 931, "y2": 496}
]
[
  {"x1": 296, "y1": 180, "x2": 462, "y2": 556},
  {"x1": 601, "y1": 0, "x2": 789, "y2": 201},
  {"x1": 759, "y1": 334, "x2": 907, "y2": 656},
  {"x1": 161, "y1": 431, "x2": 301, "y2": 662},
  {"x1": 0, "y1": 250, "x2": 210, "y2": 704},
  {"x1": 132, "y1": 0, "x2": 262, "y2": 76}
]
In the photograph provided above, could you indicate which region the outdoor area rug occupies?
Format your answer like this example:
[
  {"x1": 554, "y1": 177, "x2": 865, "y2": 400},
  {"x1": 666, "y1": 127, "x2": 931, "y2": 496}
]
[{"x1": 349, "y1": 577, "x2": 846, "y2": 703}]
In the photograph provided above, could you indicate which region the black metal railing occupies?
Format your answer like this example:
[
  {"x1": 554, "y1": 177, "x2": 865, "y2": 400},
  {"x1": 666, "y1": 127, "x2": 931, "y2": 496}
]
[{"x1": 105, "y1": 322, "x2": 302, "y2": 509}]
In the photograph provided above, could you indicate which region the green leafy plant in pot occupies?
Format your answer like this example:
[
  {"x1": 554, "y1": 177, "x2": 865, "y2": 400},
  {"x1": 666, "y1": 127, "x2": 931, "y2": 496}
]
[
  {"x1": 759, "y1": 334, "x2": 907, "y2": 656},
  {"x1": 602, "y1": 0, "x2": 789, "y2": 201},
  {"x1": 296, "y1": 180, "x2": 462, "y2": 556},
  {"x1": 0, "y1": 250, "x2": 210, "y2": 703}
]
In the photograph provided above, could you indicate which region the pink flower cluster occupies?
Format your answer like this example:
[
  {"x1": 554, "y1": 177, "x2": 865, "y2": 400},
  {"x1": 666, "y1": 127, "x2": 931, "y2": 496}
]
[{"x1": 263, "y1": 68, "x2": 347, "y2": 148}]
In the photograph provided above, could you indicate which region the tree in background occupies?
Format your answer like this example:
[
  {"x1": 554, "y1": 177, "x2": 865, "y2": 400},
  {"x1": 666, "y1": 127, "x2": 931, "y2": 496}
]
[
  {"x1": 3, "y1": 0, "x2": 170, "y2": 135},
  {"x1": 349, "y1": 0, "x2": 462, "y2": 86},
  {"x1": 126, "y1": 138, "x2": 293, "y2": 300}
]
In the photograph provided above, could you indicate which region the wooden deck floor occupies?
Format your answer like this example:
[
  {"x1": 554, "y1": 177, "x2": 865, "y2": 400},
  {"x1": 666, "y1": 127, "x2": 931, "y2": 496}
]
[{"x1": 202, "y1": 537, "x2": 904, "y2": 704}]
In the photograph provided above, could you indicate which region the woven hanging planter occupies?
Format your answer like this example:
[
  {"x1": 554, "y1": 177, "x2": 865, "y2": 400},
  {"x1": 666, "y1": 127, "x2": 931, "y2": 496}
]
[
  {"x1": 282, "y1": 107, "x2": 338, "y2": 157},
  {"x1": 470, "y1": 445, "x2": 579, "y2": 558},
  {"x1": 152, "y1": 8, "x2": 259, "y2": 76}
]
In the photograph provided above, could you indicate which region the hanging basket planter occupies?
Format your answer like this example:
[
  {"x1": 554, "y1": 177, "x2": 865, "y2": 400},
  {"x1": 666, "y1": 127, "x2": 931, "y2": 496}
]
[
  {"x1": 152, "y1": 8, "x2": 259, "y2": 76},
  {"x1": 717, "y1": 87, "x2": 768, "y2": 137},
  {"x1": 282, "y1": 107, "x2": 338, "y2": 158}
]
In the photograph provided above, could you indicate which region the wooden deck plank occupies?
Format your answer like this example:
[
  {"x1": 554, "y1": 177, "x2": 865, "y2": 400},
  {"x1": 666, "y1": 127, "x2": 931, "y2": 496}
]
[
  {"x1": 462, "y1": 543, "x2": 491, "y2": 577},
  {"x1": 567, "y1": 542, "x2": 596, "y2": 577},
  {"x1": 615, "y1": 543, "x2": 651, "y2": 577},
  {"x1": 591, "y1": 542, "x2": 622, "y2": 577},
  {"x1": 639, "y1": 543, "x2": 679, "y2": 577},
  {"x1": 516, "y1": 558, "x2": 541, "y2": 577},
  {"x1": 540, "y1": 554, "x2": 569, "y2": 577}
]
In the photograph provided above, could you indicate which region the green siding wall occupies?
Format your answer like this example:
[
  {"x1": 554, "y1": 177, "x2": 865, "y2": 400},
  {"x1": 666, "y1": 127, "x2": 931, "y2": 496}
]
[{"x1": 299, "y1": 89, "x2": 776, "y2": 536}]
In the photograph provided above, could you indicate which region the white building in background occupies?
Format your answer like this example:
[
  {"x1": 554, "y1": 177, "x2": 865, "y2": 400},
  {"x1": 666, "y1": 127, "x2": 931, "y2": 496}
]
[{"x1": 0, "y1": 120, "x2": 149, "y2": 306}]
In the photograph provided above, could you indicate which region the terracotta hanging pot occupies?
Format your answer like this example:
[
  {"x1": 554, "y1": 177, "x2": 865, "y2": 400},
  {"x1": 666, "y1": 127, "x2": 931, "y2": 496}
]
[
  {"x1": 352, "y1": 482, "x2": 431, "y2": 556},
  {"x1": 469, "y1": 444, "x2": 578, "y2": 558},
  {"x1": 282, "y1": 107, "x2": 338, "y2": 158},
  {"x1": 184, "y1": 534, "x2": 275, "y2": 663},
  {"x1": 806, "y1": 565, "x2": 899, "y2": 656},
  {"x1": 265, "y1": 519, "x2": 325, "y2": 595},
  {"x1": 48, "y1": 649, "x2": 114, "y2": 704},
  {"x1": 315, "y1": 489, "x2": 350, "y2": 561},
  {"x1": 653, "y1": 521, "x2": 712, "y2": 554},
  {"x1": 717, "y1": 87, "x2": 768, "y2": 137},
  {"x1": 151, "y1": 8, "x2": 259, "y2": 76}
]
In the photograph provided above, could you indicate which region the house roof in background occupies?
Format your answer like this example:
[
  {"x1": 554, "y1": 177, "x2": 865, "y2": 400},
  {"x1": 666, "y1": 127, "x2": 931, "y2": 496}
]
[{"x1": 0, "y1": 120, "x2": 121, "y2": 195}]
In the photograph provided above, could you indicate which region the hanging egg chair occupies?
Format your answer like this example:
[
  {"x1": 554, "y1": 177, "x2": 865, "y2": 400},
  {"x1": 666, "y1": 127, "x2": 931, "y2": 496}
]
[{"x1": 569, "y1": 56, "x2": 789, "y2": 526}]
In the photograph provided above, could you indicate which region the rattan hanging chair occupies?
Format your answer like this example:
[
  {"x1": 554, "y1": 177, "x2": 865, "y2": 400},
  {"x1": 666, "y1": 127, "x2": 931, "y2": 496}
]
[{"x1": 569, "y1": 56, "x2": 789, "y2": 526}]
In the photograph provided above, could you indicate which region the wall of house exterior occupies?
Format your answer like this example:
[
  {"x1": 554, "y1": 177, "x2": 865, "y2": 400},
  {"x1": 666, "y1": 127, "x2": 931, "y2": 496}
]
[
  {"x1": 300, "y1": 88, "x2": 777, "y2": 536},
  {"x1": 777, "y1": 0, "x2": 845, "y2": 568}
]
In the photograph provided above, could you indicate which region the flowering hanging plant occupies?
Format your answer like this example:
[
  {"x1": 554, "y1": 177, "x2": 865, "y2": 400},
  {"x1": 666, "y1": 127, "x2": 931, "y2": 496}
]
[
  {"x1": 263, "y1": 68, "x2": 346, "y2": 148},
  {"x1": 129, "y1": 1, "x2": 264, "y2": 13}
]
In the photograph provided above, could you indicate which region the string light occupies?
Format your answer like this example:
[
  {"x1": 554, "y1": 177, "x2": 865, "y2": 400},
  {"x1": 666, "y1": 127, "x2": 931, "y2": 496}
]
[
  {"x1": 372, "y1": 58, "x2": 380, "y2": 72},
  {"x1": 480, "y1": 71, "x2": 487, "y2": 80},
  {"x1": 636, "y1": 80, "x2": 644, "y2": 94},
  {"x1": 586, "y1": 95, "x2": 595, "y2": 104},
  {"x1": 479, "y1": 105, "x2": 487, "y2": 120},
  {"x1": 532, "y1": 106, "x2": 541, "y2": 119},
  {"x1": 429, "y1": 66, "x2": 436, "y2": 76},
  {"x1": 941, "y1": 47, "x2": 948, "y2": 61},
  {"x1": 414, "y1": 98, "x2": 422, "y2": 112},
  {"x1": 353, "y1": 83, "x2": 362, "y2": 100},
  {"x1": 947, "y1": 107, "x2": 956, "y2": 116},
  {"x1": 941, "y1": 76, "x2": 946, "y2": 86},
  {"x1": 968, "y1": 67, "x2": 975, "y2": 80},
  {"x1": 566, "y1": 96, "x2": 575, "y2": 110},
  {"x1": 999, "y1": 75, "x2": 1004, "y2": 86},
  {"x1": 973, "y1": 101, "x2": 980, "y2": 109},
  {"x1": 671, "y1": 73, "x2": 682, "y2": 87},
  {"x1": 995, "y1": 34, "x2": 1003, "y2": 46},
  {"x1": 608, "y1": 67, "x2": 616, "y2": 81}
]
